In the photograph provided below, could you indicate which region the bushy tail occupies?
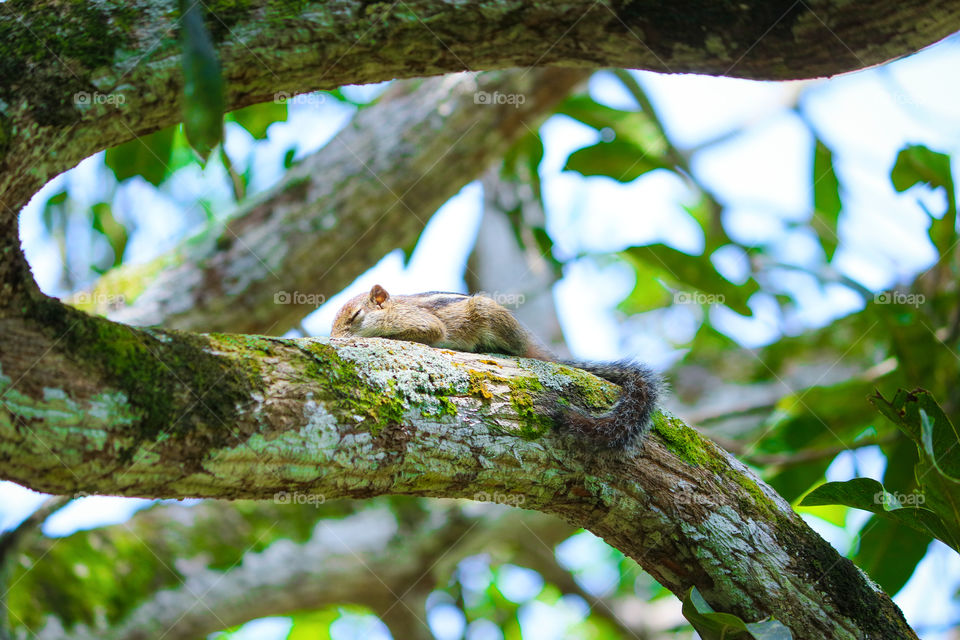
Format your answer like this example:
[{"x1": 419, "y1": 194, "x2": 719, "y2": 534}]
[{"x1": 557, "y1": 360, "x2": 663, "y2": 449}]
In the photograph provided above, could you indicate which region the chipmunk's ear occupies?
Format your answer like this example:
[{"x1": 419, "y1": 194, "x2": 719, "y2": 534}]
[{"x1": 369, "y1": 284, "x2": 390, "y2": 307}]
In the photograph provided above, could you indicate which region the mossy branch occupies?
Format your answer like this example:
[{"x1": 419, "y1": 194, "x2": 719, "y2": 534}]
[
  {"x1": 2, "y1": 0, "x2": 959, "y2": 222},
  {"x1": 0, "y1": 301, "x2": 917, "y2": 639}
]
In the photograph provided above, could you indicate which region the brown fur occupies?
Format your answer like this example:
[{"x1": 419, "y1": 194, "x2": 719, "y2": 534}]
[{"x1": 331, "y1": 285, "x2": 661, "y2": 448}]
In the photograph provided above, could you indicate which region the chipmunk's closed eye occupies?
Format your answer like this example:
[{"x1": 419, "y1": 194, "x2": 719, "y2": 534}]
[{"x1": 349, "y1": 309, "x2": 361, "y2": 323}]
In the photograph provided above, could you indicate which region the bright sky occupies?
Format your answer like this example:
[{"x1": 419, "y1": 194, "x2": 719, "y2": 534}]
[{"x1": 6, "y1": 33, "x2": 960, "y2": 640}]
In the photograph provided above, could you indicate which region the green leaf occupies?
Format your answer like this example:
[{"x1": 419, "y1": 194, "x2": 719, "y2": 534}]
[
  {"x1": 91, "y1": 202, "x2": 128, "y2": 268},
  {"x1": 919, "y1": 408, "x2": 960, "y2": 482},
  {"x1": 853, "y1": 516, "x2": 930, "y2": 595},
  {"x1": 557, "y1": 94, "x2": 666, "y2": 155},
  {"x1": 287, "y1": 609, "x2": 337, "y2": 640},
  {"x1": 616, "y1": 255, "x2": 673, "y2": 314},
  {"x1": 41, "y1": 189, "x2": 68, "y2": 234},
  {"x1": 870, "y1": 390, "x2": 960, "y2": 552},
  {"x1": 623, "y1": 244, "x2": 758, "y2": 315},
  {"x1": 800, "y1": 478, "x2": 954, "y2": 551},
  {"x1": 104, "y1": 126, "x2": 175, "y2": 186},
  {"x1": 681, "y1": 587, "x2": 793, "y2": 640},
  {"x1": 811, "y1": 139, "x2": 842, "y2": 260},
  {"x1": 227, "y1": 101, "x2": 288, "y2": 140},
  {"x1": 179, "y1": 0, "x2": 225, "y2": 161},
  {"x1": 283, "y1": 147, "x2": 298, "y2": 170},
  {"x1": 890, "y1": 145, "x2": 956, "y2": 256},
  {"x1": 563, "y1": 139, "x2": 667, "y2": 183},
  {"x1": 872, "y1": 390, "x2": 960, "y2": 480}
]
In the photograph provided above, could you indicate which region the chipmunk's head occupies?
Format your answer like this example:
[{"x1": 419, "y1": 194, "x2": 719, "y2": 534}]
[{"x1": 331, "y1": 284, "x2": 391, "y2": 337}]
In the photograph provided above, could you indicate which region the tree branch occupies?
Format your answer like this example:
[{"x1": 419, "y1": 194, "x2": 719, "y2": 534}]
[
  {"x1": 0, "y1": 300, "x2": 918, "y2": 638},
  {"x1": 6, "y1": 495, "x2": 574, "y2": 640},
  {"x1": 2, "y1": 1, "x2": 958, "y2": 223}
]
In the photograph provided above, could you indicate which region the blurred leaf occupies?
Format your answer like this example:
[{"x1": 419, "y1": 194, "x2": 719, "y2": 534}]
[
  {"x1": 768, "y1": 461, "x2": 831, "y2": 504},
  {"x1": 41, "y1": 189, "x2": 68, "y2": 233},
  {"x1": 227, "y1": 101, "x2": 287, "y2": 140},
  {"x1": 681, "y1": 587, "x2": 792, "y2": 639},
  {"x1": 41, "y1": 189, "x2": 71, "y2": 287},
  {"x1": 617, "y1": 255, "x2": 672, "y2": 313},
  {"x1": 91, "y1": 202, "x2": 128, "y2": 268},
  {"x1": 811, "y1": 139, "x2": 842, "y2": 260},
  {"x1": 286, "y1": 609, "x2": 339, "y2": 640},
  {"x1": 623, "y1": 244, "x2": 757, "y2": 315},
  {"x1": 853, "y1": 516, "x2": 930, "y2": 595},
  {"x1": 563, "y1": 139, "x2": 667, "y2": 183},
  {"x1": 283, "y1": 147, "x2": 298, "y2": 169},
  {"x1": 179, "y1": 0, "x2": 225, "y2": 161},
  {"x1": 760, "y1": 380, "x2": 881, "y2": 456},
  {"x1": 557, "y1": 94, "x2": 666, "y2": 155},
  {"x1": 685, "y1": 194, "x2": 733, "y2": 251},
  {"x1": 46, "y1": 190, "x2": 68, "y2": 207},
  {"x1": 882, "y1": 436, "x2": 920, "y2": 495},
  {"x1": 499, "y1": 131, "x2": 561, "y2": 276},
  {"x1": 890, "y1": 145, "x2": 956, "y2": 255},
  {"x1": 104, "y1": 126, "x2": 175, "y2": 186}
]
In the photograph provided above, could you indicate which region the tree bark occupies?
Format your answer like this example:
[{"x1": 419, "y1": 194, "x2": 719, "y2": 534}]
[{"x1": 0, "y1": 301, "x2": 918, "y2": 639}]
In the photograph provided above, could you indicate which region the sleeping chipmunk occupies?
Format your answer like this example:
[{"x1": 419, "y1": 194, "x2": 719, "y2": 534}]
[{"x1": 331, "y1": 285, "x2": 661, "y2": 448}]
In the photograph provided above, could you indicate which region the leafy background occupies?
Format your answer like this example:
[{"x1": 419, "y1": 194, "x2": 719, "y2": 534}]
[{"x1": 5, "y1": 29, "x2": 960, "y2": 640}]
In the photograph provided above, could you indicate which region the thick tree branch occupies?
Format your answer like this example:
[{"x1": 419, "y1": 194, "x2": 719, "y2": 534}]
[
  {"x1": 77, "y1": 68, "x2": 586, "y2": 333},
  {"x1": 1, "y1": 1, "x2": 958, "y2": 226},
  {"x1": 0, "y1": 300, "x2": 917, "y2": 639}
]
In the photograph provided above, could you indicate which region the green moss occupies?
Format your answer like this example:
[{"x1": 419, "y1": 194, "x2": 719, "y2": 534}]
[
  {"x1": 654, "y1": 414, "x2": 712, "y2": 467},
  {"x1": 28, "y1": 298, "x2": 261, "y2": 458},
  {"x1": 654, "y1": 414, "x2": 781, "y2": 518},
  {"x1": 295, "y1": 342, "x2": 408, "y2": 436},
  {"x1": 507, "y1": 375, "x2": 552, "y2": 439},
  {"x1": 467, "y1": 370, "x2": 495, "y2": 399},
  {"x1": 0, "y1": 0, "x2": 137, "y2": 125},
  {"x1": 463, "y1": 368, "x2": 554, "y2": 440},
  {"x1": 421, "y1": 394, "x2": 458, "y2": 419},
  {"x1": 192, "y1": 0, "x2": 253, "y2": 43},
  {"x1": 265, "y1": 0, "x2": 310, "y2": 20},
  {"x1": 207, "y1": 332, "x2": 278, "y2": 378}
]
